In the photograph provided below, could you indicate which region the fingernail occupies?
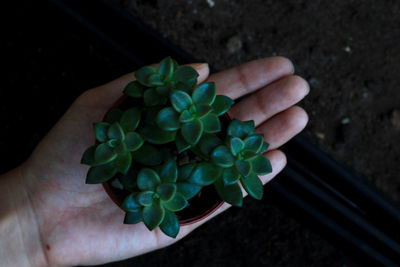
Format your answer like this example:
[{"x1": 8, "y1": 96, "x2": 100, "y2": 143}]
[
  {"x1": 287, "y1": 58, "x2": 295, "y2": 74},
  {"x1": 193, "y1": 63, "x2": 209, "y2": 69}
]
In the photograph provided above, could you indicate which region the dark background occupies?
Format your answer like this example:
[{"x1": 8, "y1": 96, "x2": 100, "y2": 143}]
[{"x1": 3, "y1": 0, "x2": 400, "y2": 266}]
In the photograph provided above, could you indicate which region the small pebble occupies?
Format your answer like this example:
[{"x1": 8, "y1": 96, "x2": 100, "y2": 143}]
[
  {"x1": 344, "y1": 46, "x2": 352, "y2": 53},
  {"x1": 341, "y1": 117, "x2": 350, "y2": 124},
  {"x1": 316, "y1": 132, "x2": 325, "y2": 140},
  {"x1": 226, "y1": 35, "x2": 242, "y2": 54},
  {"x1": 309, "y1": 77, "x2": 320, "y2": 88},
  {"x1": 206, "y1": 0, "x2": 215, "y2": 8},
  {"x1": 391, "y1": 109, "x2": 400, "y2": 130}
]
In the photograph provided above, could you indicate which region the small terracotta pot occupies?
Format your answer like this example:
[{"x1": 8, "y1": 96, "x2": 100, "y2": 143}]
[{"x1": 101, "y1": 95, "x2": 226, "y2": 226}]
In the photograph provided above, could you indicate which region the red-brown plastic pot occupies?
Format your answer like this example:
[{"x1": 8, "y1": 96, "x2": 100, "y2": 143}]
[{"x1": 101, "y1": 95, "x2": 227, "y2": 226}]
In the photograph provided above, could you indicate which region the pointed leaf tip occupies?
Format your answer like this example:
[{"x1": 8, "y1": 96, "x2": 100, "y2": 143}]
[
  {"x1": 192, "y1": 82, "x2": 216, "y2": 105},
  {"x1": 143, "y1": 200, "x2": 165, "y2": 230},
  {"x1": 137, "y1": 168, "x2": 161, "y2": 191},
  {"x1": 170, "y1": 90, "x2": 193, "y2": 112}
]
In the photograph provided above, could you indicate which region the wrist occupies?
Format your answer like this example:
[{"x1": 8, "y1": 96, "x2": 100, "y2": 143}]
[{"x1": 0, "y1": 167, "x2": 48, "y2": 267}]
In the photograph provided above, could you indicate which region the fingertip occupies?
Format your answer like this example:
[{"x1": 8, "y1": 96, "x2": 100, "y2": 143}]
[
  {"x1": 268, "y1": 56, "x2": 295, "y2": 75},
  {"x1": 290, "y1": 106, "x2": 309, "y2": 131},
  {"x1": 260, "y1": 149, "x2": 287, "y2": 184},
  {"x1": 189, "y1": 63, "x2": 210, "y2": 84}
]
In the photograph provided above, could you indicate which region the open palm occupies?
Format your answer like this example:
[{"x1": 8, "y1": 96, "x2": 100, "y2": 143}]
[{"x1": 20, "y1": 57, "x2": 309, "y2": 266}]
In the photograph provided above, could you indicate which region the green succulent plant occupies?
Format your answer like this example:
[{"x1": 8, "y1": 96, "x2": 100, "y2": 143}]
[
  {"x1": 157, "y1": 81, "x2": 233, "y2": 149},
  {"x1": 120, "y1": 160, "x2": 188, "y2": 238},
  {"x1": 81, "y1": 107, "x2": 144, "y2": 183},
  {"x1": 81, "y1": 57, "x2": 272, "y2": 238},
  {"x1": 192, "y1": 120, "x2": 271, "y2": 207}
]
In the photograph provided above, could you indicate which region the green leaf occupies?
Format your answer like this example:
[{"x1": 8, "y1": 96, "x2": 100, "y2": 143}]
[
  {"x1": 243, "y1": 121, "x2": 255, "y2": 135},
  {"x1": 244, "y1": 134, "x2": 264, "y2": 152},
  {"x1": 137, "y1": 168, "x2": 161, "y2": 191},
  {"x1": 124, "y1": 210, "x2": 142, "y2": 224},
  {"x1": 160, "y1": 160, "x2": 178, "y2": 183},
  {"x1": 107, "y1": 139, "x2": 119, "y2": 148},
  {"x1": 173, "y1": 66, "x2": 199, "y2": 83},
  {"x1": 138, "y1": 124, "x2": 176, "y2": 144},
  {"x1": 176, "y1": 80, "x2": 194, "y2": 94},
  {"x1": 156, "y1": 86, "x2": 169, "y2": 96},
  {"x1": 147, "y1": 73, "x2": 164, "y2": 86},
  {"x1": 120, "y1": 107, "x2": 141, "y2": 132},
  {"x1": 156, "y1": 107, "x2": 180, "y2": 131},
  {"x1": 189, "y1": 162, "x2": 221, "y2": 186},
  {"x1": 114, "y1": 152, "x2": 132, "y2": 174},
  {"x1": 175, "y1": 132, "x2": 191, "y2": 153},
  {"x1": 125, "y1": 132, "x2": 144, "y2": 151},
  {"x1": 222, "y1": 167, "x2": 241, "y2": 186},
  {"x1": 114, "y1": 141, "x2": 127, "y2": 155},
  {"x1": 241, "y1": 173, "x2": 264, "y2": 200},
  {"x1": 181, "y1": 119, "x2": 203, "y2": 145},
  {"x1": 144, "y1": 88, "x2": 162, "y2": 106},
  {"x1": 136, "y1": 191, "x2": 154, "y2": 206},
  {"x1": 121, "y1": 193, "x2": 141, "y2": 212},
  {"x1": 132, "y1": 143, "x2": 163, "y2": 166},
  {"x1": 251, "y1": 155, "x2": 272, "y2": 175},
  {"x1": 163, "y1": 192, "x2": 188, "y2": 212},
  {"x1": 158, "y1": 57, "x2": 175, "y2": 81},
  {"x1": 86, "y1": 162, "x2": 117, "y2": 184},
  {"x1": 192, "y1": 82, "x2": 216, "y2": 105},
  {"x1": 200, "y1": 113, "x2": 221, "y2": 133},
  {"x1": 259, "y1": 142, "x2": 269, "y2": 153},
  {"x1": 178, "y1": 163, "x2": 196, "y2": 181},
  {"x1": 108, "y1": 122, "x2": 125, "y2": 141},
  {"x1": 81, "y1": 145, "x2": 96, "y2": 165},
  {"x1": 170, "y1": 90, "x2": 192, "y2": 112},
  {"x1": 135, "y1": 66, "x2": 158, "y2": 86},
  {"x1": 230, "y1": 137, "x2": 245, "y2": 156},
  {"x1": 93, "y1": 122, "x2": 109, "y2": 142},
  {"x1": 198, "y1": 134, "x2": 222, "y2": 156},
  {"x1": 143, "y1": 200, "x2": 165, "y2": 230},
  {"x1": 105, "y1": 108, "x2": 123, "y2": 124},
  {"x1": 241, "y1": 150, "x2": 258, "y2": 161},
  {"x1": 177, "y1": 182, "x2": 202, "y2": 200},
  {"x1": 123, "y1": 81, "x2": 144, "y2": 98},
  {"x1": 94, "y1": 143, "x2": 117, "y2": 164},
  {"x1": 159, "y1": 210, "x2": 179, "y2": 238},
  {"x1": 214, "y1": 178, "x2": 243, "y2": 207},
  {"x1": 196, "y1": 104, "x2": 212, "y2": 118},
  {"x1": 156, "y1": 183, "x2": 177, "y2": 202},
  {"x1": 211, "y1": 95, "x2": 234, "y2": 116},
  {"x1": 227, "y1": 119, "x2": 255, "y2": 139},
  {"x1": 211, "y1": 145, "x2": 235, "y2": 168},
  {"x1": 235, "y1": 159, "x2": 252, "y2": 177},
  {"x1": 179, "y1": 110, "x2": 194, "y2": 123}
]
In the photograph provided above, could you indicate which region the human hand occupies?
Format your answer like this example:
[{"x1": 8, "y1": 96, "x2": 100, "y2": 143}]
[{"x1": 6, "y1": 57, "x2": 309, "y2": 266}]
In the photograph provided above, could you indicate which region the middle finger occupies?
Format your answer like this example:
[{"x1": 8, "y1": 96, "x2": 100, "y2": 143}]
[{"x1": 228, "y1": 75, "x2": 309, "y2": 126}]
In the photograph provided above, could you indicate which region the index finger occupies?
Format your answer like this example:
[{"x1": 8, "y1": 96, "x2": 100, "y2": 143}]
[{"x1": 206, "y1": 57, "x2": 294, "y2": 99}]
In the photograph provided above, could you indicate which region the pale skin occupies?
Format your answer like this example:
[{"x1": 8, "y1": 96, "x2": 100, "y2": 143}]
[{"x1": 0, "y1": 57, "x2": 309, "y2": 266}]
